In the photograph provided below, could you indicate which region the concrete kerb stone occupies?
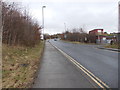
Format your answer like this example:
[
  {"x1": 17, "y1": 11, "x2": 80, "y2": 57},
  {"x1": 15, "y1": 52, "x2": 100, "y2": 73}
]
[
  {"x1": 29, "y1": 41, "x2": 45, "y2": 88},
  {"x1": 97, "y1": 47, "x2": 120, "y2": 52}
]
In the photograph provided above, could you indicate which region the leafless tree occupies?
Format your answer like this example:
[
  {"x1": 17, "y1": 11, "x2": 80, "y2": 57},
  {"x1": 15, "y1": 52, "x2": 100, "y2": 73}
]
[
  {"x1": 2, "y1": 2, "x2": 41, "y2": 47},
  {"x1": 61, "y1": 27, "x2": 88, "y2": 43}
]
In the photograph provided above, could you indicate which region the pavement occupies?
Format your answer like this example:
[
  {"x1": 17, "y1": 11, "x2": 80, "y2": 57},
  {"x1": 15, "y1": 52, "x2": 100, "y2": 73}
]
[
  {"x1": 32, "y1": 41, "x2": 99, "y2": 88},
  {"x1": 48, "y1": 39, "x2": 118, "y2": 88}
]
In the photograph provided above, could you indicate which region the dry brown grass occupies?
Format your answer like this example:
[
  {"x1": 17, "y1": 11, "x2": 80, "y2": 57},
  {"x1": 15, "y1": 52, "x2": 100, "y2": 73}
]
[
  {"x1": 2, "y1": 41, "x2": 44, "y2": 88},
  {"x1": 104, "y1": 44, "x2": 119, "y2": 49}
]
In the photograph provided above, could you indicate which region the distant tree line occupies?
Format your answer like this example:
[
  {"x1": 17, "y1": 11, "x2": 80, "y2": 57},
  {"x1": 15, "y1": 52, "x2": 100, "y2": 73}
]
[
  {"x1": 60, "y1": 28, "x2": 96, "y2": 43},
  {"x1": 43, "y1": 27, "x2": 97, "y2": 43},
  {"x1": 2, "y1": 2, "x2": 41, "y2": 47},
  {"x1": 44, "y1": 34, "x2": 51, "y2": 40}
]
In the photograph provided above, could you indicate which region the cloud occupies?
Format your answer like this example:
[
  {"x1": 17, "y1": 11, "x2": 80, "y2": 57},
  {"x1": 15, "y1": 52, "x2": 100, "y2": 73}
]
[
  {"x1": 3, "y1": 0, "x2": 119, "y2": 34},
  {"x1": 3, "y1": 0, "x2": 118, "y2": 3}
]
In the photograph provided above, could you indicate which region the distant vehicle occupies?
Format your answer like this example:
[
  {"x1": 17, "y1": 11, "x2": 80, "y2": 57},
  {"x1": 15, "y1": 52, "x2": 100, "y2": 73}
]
[{"x1": 54, "y1": 38, "x2": 57, "y2": 41}]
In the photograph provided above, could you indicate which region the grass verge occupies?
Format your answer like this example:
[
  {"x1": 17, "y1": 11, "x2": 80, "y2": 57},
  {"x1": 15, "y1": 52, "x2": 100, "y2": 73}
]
[
  {"x1": 2, "y1": 41, "x2": 44, "y2": 88},
  {"x1": 104, "y1": 44, "x2": 119, "y2": 49}
]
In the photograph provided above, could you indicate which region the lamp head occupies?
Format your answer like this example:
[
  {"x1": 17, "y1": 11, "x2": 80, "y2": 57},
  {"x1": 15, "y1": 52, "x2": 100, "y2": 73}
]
[{"x1": 42, "y1": 6, "x2": 46, "y2": 8}]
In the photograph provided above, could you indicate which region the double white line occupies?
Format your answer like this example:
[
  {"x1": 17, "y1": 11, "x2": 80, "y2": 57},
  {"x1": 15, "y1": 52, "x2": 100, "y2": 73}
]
[{"x1": 50, "y1": 42, "x2": 110, "y2": 89}]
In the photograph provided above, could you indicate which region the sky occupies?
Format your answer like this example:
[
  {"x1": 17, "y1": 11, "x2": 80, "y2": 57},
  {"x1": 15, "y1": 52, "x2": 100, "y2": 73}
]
[{"x1": 3, "y1": 0, "x2": 119, "y2": 35}]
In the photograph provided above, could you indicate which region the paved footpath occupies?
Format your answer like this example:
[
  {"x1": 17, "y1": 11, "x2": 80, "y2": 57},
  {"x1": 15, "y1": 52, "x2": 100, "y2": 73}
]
[{"x1": 33, "y1": 42, "x2": 99, "y2": 88}]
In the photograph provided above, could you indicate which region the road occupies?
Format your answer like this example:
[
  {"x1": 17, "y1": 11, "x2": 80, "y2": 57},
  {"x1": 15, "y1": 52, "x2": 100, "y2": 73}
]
[
  {"x1": 49, "y1": 39, "x2": 118, "y2": 88},
  {"x1": 33, "y1": 42, "x2": 99, "y2": 88}
]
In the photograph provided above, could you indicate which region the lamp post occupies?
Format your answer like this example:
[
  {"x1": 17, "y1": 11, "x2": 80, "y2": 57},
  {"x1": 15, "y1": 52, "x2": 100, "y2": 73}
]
[
  {"x1": 118, "y1": 2, "x2": 120, "y2": 49},
  {"x1": 42, "y1": 6, "x2": 46, "y2": 40}
]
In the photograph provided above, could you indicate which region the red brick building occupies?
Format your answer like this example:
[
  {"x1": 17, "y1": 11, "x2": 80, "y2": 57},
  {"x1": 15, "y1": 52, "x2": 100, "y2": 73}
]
[
  {"x1": 89, "y1": 29, "x2": 106, "y2": 44},
  {"x1": 89, "y1": 29, "x2": 104, "y2": 35}
]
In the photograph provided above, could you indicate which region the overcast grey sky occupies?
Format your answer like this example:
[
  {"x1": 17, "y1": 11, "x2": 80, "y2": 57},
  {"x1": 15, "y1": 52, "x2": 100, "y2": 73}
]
[{"x1": 4, "y1": 0, "x2": 119, "y2": 34}]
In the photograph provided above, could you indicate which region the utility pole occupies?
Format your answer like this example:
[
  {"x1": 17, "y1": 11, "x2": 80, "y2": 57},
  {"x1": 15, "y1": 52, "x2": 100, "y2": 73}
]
[{"x1": 64, "y1": 23, "x2": 66, "y2": 32}]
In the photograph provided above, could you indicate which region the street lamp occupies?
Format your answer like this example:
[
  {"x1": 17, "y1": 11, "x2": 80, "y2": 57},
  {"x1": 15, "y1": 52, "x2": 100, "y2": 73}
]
[
  {"x1": 118, "y1": 2, "x2": 120, "y2": 46},
  {"x1": 42, "y1": 6, "x2": 46, "y2": 40}
]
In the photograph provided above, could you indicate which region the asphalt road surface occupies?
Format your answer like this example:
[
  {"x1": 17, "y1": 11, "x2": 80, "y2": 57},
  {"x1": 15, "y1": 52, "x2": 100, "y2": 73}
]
[
  {"x1": 49, "y1": 39, "x2": 118, "y2": 88},
  {"x1": 33, "y1": 42, "x2": 99, "y2": 88}
]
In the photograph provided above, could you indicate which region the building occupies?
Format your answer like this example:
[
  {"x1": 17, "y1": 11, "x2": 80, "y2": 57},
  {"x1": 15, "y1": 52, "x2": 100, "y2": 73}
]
[
  {"x1": 89, "y1": 29, "x2": 104, "y2": 35},
  {"x1": 89, "y1": 29, "x2": 119, "y2": 44},
  {"x1": 89, "y1": 29, "x2": 105, "y2": 44}
]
